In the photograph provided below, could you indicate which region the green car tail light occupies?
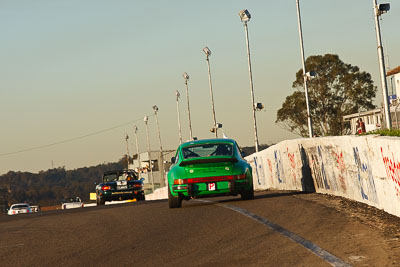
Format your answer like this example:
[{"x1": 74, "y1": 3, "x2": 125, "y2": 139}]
[
  {"x1": 234, "y1": 174, "x2": 246, "y2": 180},
  {"x1": 174, "y1": 179, "x2": 185, "y2": 185}
]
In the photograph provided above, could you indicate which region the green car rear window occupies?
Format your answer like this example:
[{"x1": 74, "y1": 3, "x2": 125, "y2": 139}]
[{"x1": 182, "y1": 143, "x2": 233, "y2": 159}]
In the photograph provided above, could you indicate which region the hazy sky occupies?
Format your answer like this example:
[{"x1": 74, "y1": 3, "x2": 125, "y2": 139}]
[{"x1": 0, "y1": 0, "x2": 399, "y2": 174}]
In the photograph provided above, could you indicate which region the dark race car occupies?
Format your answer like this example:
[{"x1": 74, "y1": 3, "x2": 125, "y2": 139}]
[{"x1": 95, "y1": 169, "x2": 145, "y2": 205}]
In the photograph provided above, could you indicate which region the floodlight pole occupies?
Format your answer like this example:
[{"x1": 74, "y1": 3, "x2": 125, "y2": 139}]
[
  {"x1": 133, "y1": 126, "x2": 141, "y2": 173},
  {"x1": 144, "y1": 116, "x2": 155, "y2": 192},
  {"x1": 204, "y1": 49, "x2": 218, "y2": 138},
  {"x1": 242, "y1": 20, "x2": 259, "y2": 152},
  {"x1": 296, "y1": 0, "x2": 314, "y2": 138},
  {"x1": 373, "y1": 0, "x2": 392, "y2": 129},
  {"x1": 125, "y1": 134, "x2": 130, "y2": 169},
  {"x1": 183, "y1": 74, "x2": 193, "y2": 140},
  {"x1": 176, "y1": 90, "x2": 183, "y2": 144},
  {"x1": 153, "y1": 106, "x2": 165, "y2": 187}
]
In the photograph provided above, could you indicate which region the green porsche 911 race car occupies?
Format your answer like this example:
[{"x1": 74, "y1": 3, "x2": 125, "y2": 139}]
[{"x1": 167, "y1": 138, "x2": 254, "y2": 208}]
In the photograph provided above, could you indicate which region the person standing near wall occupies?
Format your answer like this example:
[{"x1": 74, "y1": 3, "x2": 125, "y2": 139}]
[{"x1": 357, "y1": 118, "x2": 366, "y2": 134}]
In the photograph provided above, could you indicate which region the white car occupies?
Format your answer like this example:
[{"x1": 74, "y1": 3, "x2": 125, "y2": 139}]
[
  {"x1": 61, "y1": 197, "x2": 84, "y2": 209},
  {"x1": 8, "y1": 203, "x2": 32, "y2": 216}
]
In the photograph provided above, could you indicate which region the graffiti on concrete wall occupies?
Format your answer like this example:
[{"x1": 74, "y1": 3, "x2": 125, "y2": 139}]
[
  {"x1": 253, "y1": 156, "x2": 261, "y2": 186},
  {"x1": 246, "y1": 136, "x2": 400, "y2": 218},
  {"x1": 381, "y1": 147, "x2": 400, "y2": 196},
  {"x1": 287, "y1": 147, "x2": 297, "y2": 181},
  {"x1": 353, "y1": 147, "x2": 378, "y2": 203},
  {"x1": 309, "y1": 146, "x2": 330, "y2": 190},
  {"x1": 331, "y1": 150, "x2": 347, "y2": 192},
  {"x1": 253, "y1": 155, "x2": 266, "y2": 186},
  {"x1": 267, "y1": 158, "x2": 274, "y2": 184},
  {"x1": 274, "y1": 150, "x2": 285, "y2": 184}
]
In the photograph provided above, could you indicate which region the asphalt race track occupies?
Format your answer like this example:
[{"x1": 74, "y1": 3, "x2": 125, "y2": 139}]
[{"x1": 1, "y1": 190, "x2": 400, "y2": 266}]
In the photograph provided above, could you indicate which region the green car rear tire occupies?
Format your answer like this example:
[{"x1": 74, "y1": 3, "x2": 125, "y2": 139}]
[
  {"x1": 168, "y1": 186, "x2": 182, "y2": 208},
  {"x1": 241, "y1": 186, "x2": 254, "y2": 200}
]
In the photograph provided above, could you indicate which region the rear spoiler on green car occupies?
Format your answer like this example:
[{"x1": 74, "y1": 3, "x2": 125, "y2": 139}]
[{"x1": 179, "y1": 157, "x2": 238, "y2": 166}]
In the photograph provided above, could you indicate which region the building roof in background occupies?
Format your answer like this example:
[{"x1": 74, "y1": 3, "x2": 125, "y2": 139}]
[
  {"x1": 343, "y1": 109, "x2": 382, "y2": 121},
  {"x1": 387, "y1": 66, "x2": 400, "y2": 76}
]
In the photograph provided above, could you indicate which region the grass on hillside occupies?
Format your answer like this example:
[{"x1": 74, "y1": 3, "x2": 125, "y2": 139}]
[{"x1": 363, "y1": 129, "x2": 400, "y2": 137}]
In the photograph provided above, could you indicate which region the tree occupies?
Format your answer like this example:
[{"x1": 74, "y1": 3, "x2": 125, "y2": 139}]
[
  {"x1": 0, "y1": 156, "x2": 126, "y2": 209},
  {"x1": 276, "y1": 54, "x2": 377, "y2": 136}
]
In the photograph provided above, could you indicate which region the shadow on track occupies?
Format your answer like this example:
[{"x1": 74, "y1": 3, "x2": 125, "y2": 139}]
[
  {"x1": 187, "y1": 190, "x2": 313, "y2": 208},
  {"x1": 218, "y1": 190, "x2": 312, "y2": 204}
]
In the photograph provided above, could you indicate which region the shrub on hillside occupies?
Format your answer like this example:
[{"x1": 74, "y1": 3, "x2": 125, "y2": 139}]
[{"x1": 363, "y1": 129, "x2": 400, "y2": 137}]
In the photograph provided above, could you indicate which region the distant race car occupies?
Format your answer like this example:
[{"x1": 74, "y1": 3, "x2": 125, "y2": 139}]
[
  {"x1": 61, "y1": 197, "x2": 84, "y2": 209},
  {"x1": 7, "y1": 203, "x2": 32, "y2": 215},
  {"x1": 95, "y1": 169, "x2": 145, "y2": 205},
  {"x1": 30, "y1": 205, "x2": 41, "y2": 212},
  {"x1": 167, "y1": 138, "x2": 254, "y2": 208}
]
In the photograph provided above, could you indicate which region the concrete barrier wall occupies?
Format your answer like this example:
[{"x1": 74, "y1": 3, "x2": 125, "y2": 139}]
[
  {"x1": 246, "y1": 135, "x2": 400, "y2": 217},
  {"x1": 145, "y1": 186, "x2": 168, "y2": 201}
]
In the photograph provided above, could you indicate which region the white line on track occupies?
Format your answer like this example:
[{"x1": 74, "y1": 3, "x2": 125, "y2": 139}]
[
  {"x1": 0, "y1": 243, "x2": 24, "y2": 249},
  {"x1": 197, "y1": 199, "x2": 351, "y2": 267}
]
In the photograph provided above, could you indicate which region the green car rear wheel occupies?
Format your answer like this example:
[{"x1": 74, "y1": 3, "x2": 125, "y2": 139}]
[
  {"x1": 241, "y1": 186, "x2": 254, "y2": 200},
  {"x1": 168, "y1": 186, "x2": 182, "y2": 208}
]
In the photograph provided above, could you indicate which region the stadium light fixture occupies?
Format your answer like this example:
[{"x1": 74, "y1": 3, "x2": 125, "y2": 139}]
[
  {"x1": 239, "y1": 9, "x2": 251, "y2": 22},
  {"x1": 239, "y1": 8, "x2": 260, "y2": 152}
]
